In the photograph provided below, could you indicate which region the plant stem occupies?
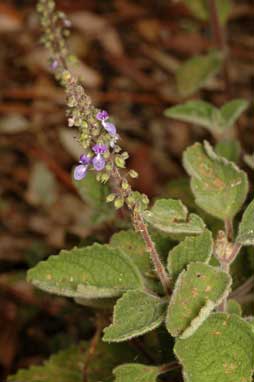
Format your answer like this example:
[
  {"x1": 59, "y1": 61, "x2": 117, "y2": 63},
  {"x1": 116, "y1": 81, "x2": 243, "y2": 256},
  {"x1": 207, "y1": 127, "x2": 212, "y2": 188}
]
[
  {"x1": 111, "y1": 164, "x2": 171, "y2": 296},
  {"x1": 207, "y1": 0, "x2": 231, "y2": 95},
  {"x1": 159, "y1": 361, "x2": 181, "y2": 374},
  {"x1": 218, "y1": 242, "x2": 242, "y2": 312},
  {"x1": 134, "y1": 214, "x2": 172, "y2": 295},
  {"x1": 224, "y1": 219, "x2": 233, "y2": 241},
  {"x1": 230, "y1": 275, "x2": 254, "y2": 299}
]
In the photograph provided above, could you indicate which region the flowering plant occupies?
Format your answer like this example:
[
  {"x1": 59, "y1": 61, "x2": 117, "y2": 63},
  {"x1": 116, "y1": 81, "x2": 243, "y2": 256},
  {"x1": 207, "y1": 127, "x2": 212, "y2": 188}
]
[{"x1": 8, "y1": 1, "x2": 254, "y2": 382}]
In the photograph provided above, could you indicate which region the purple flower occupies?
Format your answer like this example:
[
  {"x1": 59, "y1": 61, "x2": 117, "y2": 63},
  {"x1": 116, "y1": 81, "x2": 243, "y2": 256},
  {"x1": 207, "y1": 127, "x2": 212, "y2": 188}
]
[
  {"x1": 79, "y1": 154, "x2": 90, "y2": 165},
  {"x1": 92, "y1": 144, "x2": 107, "y2": 154},
  {"x1": 96, "y1": 110, "x2": 109, "y2": 121},
  {"x1": 102, "y1": 121, "x2": 117, "y2": 136},
  {"x1": 92, "y1": 155, "x2": 105, "y2": 171},
  {"x1": 50, "y1": 59, "x2": 59, "y2": 71},
  {"x1": 74, "y1": 164, "x2": 88, "y2": 180},
  {"x1": 73, "y1": 154, "x2": 91, "y2": 181}
]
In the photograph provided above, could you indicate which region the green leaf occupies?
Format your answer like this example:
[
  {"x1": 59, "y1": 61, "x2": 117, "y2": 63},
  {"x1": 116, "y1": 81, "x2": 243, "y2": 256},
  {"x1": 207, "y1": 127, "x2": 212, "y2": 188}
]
[
  {"x1": 215, "y1": 139, "x2": 241, "y2": 162},
  {"x1": 144, "y1": 198, "x2": 205, "y2": 236},
  {"x1": 165, "y1": 178, "x2": 196, "y2": 209},
  {"x1": 103, "y1": 290, "x2": 166, "y2": 342},
  {"x1": 165, "y1": 99, "x2": 248, "y2": 135},
  {"x1": 166, "y1": 262, "x2": 231, "y2": 337},
  {"x1": 73, "y1": 171, "x2": 115, "y2": 224},
  {"x1": 236, "y1": 198, "x2": 254, "y2": 245},
  {"x1": 110, "y1": 230, "x2": 152, "y2": 276},
  {"x1": 164, "y1": 100, "x2": 218, "y2": 130},
  {"x1": 174, "y1": 313, "x2": 254, "y2": 382},
  {"x1": 167, "y1": 230, "x2": 213, "y2": 280},
  {"x1": 84, "y1": 342, "x2": 144, "y2": 382},
  {"x1": 227, "y1": 299, "x2": 242, "y2": 316},
  {"x1": 183, "y1": 141, "x2": 248, "y2": 220},
  {"x1": 183, "y1": 0, "x2": 231, "y2": 24},
  {"x1": 176, "y1": 51, "x2": 222, "y2": 97},
  {"x1": 220, "y1": 99, "x2": 249, "y2": 130},
  {"x1": 27, "y1": 243, "x2": 144, "y2": 299},
  {"x1": 8, "y1": 343, "x2": 86, "y2": 382},
  {"x1": 9, "y1": 341, "x2": 144, "y2": 382},
  {"x1": 113, "y1": 363, "x2": 160, "y2": 382}
]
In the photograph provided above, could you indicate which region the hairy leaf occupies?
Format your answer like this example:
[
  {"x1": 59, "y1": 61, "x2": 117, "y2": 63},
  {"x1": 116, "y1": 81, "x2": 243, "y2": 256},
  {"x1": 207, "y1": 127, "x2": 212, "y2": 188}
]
[
  {"x1": 215, "y1": 139, "x2": 241, "y2": 162},
  {"x1": 103, "y1": 290, "x2": 166, "y2": 342},
  {"x1": 110, "y1": 229, "x2": 152, "y2": 276},
  {"x1": 236, "y1": 198, "x2": 254, "y2": 245},
  {"x1": 166, "y1": 263, "x2": 231, "y2": 337},
  {"x1": 220, "y1": 99, "x2": 249, "y2": 130},
  {"x1": 227, "y1": 299, "x2": 242, "y2": 316},
  {"x1": 8, "y1": 343, "x2": 86, "y2": 382},
  {"x1": 113, "y1": 363, "x2": 160, "y2": 382},
  {"x1": 174, "y1": 313, "x2": 254, "y2": 382},
  {"x1": 84, "y1": 342, "x2": 144, "y2": 382},
  {"x1": 176, "y1": 52, "x2": 222, "y2": 97},
  {"x1": 164, "y1": 100, "x2": 218, "y2": 130},
  {"x1": 144, "y1": 198, "x2": 205, "y2": 236},
  {"x1": 167, "y1": 230, "x2": 213, "y2": 280},
  {"x1": 73, "y1": 171, "x2": 115, "y2": 224},
  {"x1": 27, "y1": 243, "x2": 144, "y2": 298},
  {"x1": 183, "y1": 141, "x2": 248, "y2": 220}
]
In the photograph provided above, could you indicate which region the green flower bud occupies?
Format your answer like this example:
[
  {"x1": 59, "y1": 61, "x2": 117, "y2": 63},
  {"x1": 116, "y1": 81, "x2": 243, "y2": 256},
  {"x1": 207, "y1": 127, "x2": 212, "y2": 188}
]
[
  {"x1": 121, "y1": 179, "x2": 129, "y2": 190},
  {"x1": 114, "y1": 198, "x2": 124, "y2": 209},
  {"x1": 121, "y1": 152, "x2": 129, "y2": 160},
  {"x1": 115, "y1": 156, "x2": 125, "y2": 168},
  {"x1": 62, "y1": 70, "x2": 71, "y2": 82},
  {"x1": 106, "y1": 193, "x2": 116, "y2": 203},
  {"x1": 141, "y1": 194, "x2": 149, "y2": 206},
  {"x1": 129, "y1": 169, "x2": 138, "y2": 178},
  {"x1": 101, "y1": 173, "x2": 110, "y2": 183}
]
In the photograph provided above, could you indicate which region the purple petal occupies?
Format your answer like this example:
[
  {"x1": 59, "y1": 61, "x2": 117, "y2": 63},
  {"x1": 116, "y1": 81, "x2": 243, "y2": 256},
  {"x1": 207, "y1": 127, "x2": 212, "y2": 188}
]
[
  {"x1": 92, "y1": 144, "x2": 107, "y2": 155},
  {"x1": 73, "y1": 164, "x2": 88, "y2": 180},
  {"x1": 103, "y1": 121, "x2": 117, "y2": 136},
  {"x1": 50, "y1": 59, "x2": 59, "y2": 71},
  {"x1": 92, "y1": 154, "x2": 105, "y2": 171},
  {"x1": 79, "y1": 154, "x2": 90, "y2": 165},
  {"x1": 96, "y1": 110, "x2": 109, "y2": 121}
]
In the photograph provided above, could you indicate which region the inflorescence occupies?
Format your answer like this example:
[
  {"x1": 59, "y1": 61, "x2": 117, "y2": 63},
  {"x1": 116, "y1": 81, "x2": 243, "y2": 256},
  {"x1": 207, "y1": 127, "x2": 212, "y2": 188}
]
[{"x1": 37, "y1": 0, "x2": 148, "y2": 212}]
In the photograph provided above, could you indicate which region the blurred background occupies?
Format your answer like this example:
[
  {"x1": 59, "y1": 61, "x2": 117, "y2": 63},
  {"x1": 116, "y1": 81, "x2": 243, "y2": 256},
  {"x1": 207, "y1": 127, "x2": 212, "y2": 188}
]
[{"x1": 0, "y1": 0, "x2": 253, "y2": 380}]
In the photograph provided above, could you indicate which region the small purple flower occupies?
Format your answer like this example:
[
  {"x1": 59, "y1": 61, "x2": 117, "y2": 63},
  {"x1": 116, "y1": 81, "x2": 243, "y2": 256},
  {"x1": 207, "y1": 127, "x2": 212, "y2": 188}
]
[
  {"x1": 92, "y1": 144, "x2": 107, "y2": 154},
  {"x1": 102, "y1": 121, "x2": 117, "y2": 136},
  {"x1": 96, "y1": 110, "x2": 109, "y2": 121},
  {"x1": 73, "y1": 154, "x2": 91, "y2": 181},
  {"x1": 63, "y1": 19, "x2": 72, "y2": 28},
  {"x1": 74, "y1": 164, "x2": 88, "y2": 180},
  {"x1": 79, "y1": 154, "x2": 90, "y2": 165},
  {"x1": 50, "y1": 59, "x2": 59, "y2": 71},
  {"x1": 92, "y1": 155, "x2": 105, "y2": 171}
]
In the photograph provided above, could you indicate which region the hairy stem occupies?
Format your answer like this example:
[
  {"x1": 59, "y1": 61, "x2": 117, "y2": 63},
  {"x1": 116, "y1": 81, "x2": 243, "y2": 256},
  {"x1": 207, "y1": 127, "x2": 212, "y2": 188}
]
[
  {"x1": 218, "y1": 242, "x2": 242, "y2": 312},
  {"x1": 159, "y1": 361, "x2": 181, "y2": 374},
  {"x1": 111, "y1": 164, "x2": 171, "y2": 295},
  {"x1": 224, "y1": 219, "x2": 233, "y2": 241},
  {"x1": 207, "y1": 0, "x2": 231, "y2": 95}
]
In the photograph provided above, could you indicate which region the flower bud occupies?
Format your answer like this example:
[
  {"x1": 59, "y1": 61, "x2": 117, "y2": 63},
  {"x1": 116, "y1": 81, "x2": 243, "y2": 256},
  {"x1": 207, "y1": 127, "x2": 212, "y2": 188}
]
[
  {"x1": 129, "y1": 169, "x2": 138, "y2": 178},
  {"x1": 115, "y1": 156, "x2": 125, "y2": 168},
  {"x1": 114, "y1": 198, "x2": 124, "y2": 209},
  {"x1": 106, "y1": 193, "x2": 116, "y2": 203}
]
